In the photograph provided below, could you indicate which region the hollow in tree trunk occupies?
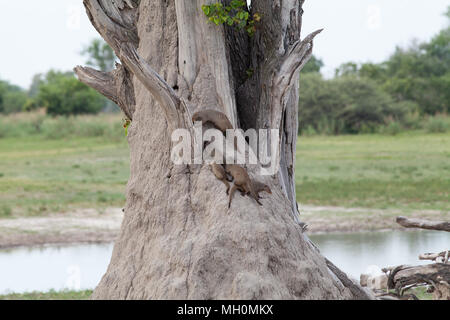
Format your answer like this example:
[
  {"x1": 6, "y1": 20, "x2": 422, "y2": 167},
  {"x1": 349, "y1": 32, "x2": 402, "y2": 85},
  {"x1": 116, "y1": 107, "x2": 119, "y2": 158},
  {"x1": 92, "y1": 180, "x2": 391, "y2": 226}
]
[{"x1": 75, "y1": 0, "x2": 373, "y2": 299}]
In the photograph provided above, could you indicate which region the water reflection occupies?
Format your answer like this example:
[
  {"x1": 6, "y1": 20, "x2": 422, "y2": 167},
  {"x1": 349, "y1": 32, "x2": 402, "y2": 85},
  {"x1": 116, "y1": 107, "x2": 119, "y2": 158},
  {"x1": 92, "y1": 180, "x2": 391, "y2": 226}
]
[
  {"x1": 0, "y1": 230, "x2": 448, "y2": 294},
  {"x1": 310, "y1": 230, "x2": 450, "y2": 279},
  {"x1": 0, "y1": 243, "x2": 113, "y2": 294}
]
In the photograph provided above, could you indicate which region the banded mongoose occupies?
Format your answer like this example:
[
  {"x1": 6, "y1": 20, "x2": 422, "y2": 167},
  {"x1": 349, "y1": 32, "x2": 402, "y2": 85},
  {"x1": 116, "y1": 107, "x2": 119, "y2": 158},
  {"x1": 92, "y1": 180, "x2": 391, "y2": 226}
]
[
  {"x1": 210, "y1": 162, "x2": 230, "y2": 195},
  {"x1": 192, "y1": 109, "x2": 242, "y2": 154},
  {"x1": 241, "y1": 180, "x2": 272, "y2": 199},
  {"x1": 192, "y1": 109, "x2": 233, "y2": 134},
  {"x1": 225, "y1": 164, "x2": 262, "y2": 208}
]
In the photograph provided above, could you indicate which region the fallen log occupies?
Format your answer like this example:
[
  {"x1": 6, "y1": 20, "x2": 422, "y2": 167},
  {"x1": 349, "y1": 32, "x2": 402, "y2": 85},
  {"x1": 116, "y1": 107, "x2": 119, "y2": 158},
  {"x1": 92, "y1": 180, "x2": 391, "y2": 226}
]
[
  {"x1": 419, "y1": 251, "x2": 449, "y2": 263},
  {"x1": 387, "y1": 263, "x2": 450, "y2": 300},
  {"x1": 396, "y1": 216, "x2": 450, "y2": 232}
]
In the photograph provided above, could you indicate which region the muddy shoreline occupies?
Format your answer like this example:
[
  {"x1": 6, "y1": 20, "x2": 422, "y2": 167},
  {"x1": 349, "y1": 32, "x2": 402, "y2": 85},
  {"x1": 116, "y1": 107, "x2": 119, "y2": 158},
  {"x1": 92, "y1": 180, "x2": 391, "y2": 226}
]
[
  {"x1": 0, "y1": 231, "x2": 118, "y2": 249},
  {"x1": 0, "y1": 208, "x2": 122, "y2": 249}
]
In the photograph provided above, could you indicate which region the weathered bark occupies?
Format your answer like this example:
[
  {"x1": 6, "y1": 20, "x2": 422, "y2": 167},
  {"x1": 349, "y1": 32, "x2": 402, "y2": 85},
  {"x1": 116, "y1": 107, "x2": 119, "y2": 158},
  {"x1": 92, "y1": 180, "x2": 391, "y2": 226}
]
[
  {"x1": 419, "y1": 251, "x2": 449, "y2": 263},
  {"x1": 236, "y1": 1, "x2": 321, "y2": 223},
  {"x1": 396, "y1": 216, "x2": 450, "y2": 232},
  {"x1": 74, "y1": 63, "x2": 135, "y2": 119},
  {"x1": 387, "y1": 264, "x2": 450, "y2": 299},
  {"x1": 75, "y1": 0, "x2": 372, "y2": 299}
]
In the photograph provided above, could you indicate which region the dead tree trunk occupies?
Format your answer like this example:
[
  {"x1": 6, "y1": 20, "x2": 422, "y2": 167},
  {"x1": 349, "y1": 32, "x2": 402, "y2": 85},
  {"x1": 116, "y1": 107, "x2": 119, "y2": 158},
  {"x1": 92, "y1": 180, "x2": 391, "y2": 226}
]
[{"x1": 75, "y1": 0, "x2": 372, "y2": 299}]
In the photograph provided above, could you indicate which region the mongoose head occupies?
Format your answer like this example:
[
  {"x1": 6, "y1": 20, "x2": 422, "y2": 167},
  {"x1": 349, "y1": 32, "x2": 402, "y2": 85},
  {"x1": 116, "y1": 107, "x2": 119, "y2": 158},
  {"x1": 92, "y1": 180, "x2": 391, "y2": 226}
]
[
  {"x1": 263, "y1": 185, "x2": 272, "y2": 194},
  {"x1": 192, "y1": 113, "x2": 203, "y2": 123}
]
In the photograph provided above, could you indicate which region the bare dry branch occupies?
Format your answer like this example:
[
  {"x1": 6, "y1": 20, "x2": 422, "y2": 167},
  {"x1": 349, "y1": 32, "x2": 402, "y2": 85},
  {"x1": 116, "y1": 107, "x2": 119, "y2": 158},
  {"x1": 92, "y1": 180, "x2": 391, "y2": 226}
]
[
  {"x1": 74, "y1": 64, "x2": 135, "y2": 120},
  {"x1": 276, "y1": 28, "x2": 323, "y2": 92},
  {"x1": 396, "y1": 216, "x2": 450, "y2": 232},
  {"x1": 325, "y1": 258, "x2": 374, "y2": 300},
  {"x1": 80, "y1": 0, "x2": 190, "y2": 130},
  {"x1": 74, "y1": 66, "x2": 116, "y2": 100},
  {"x1": 267, "y1": 29, "x2": 323, "y2": 184},
  {"x1": 83, "y1": 0, "x2": 139, "y2": 49},
  {"x1": 419, "y1": 251, "x2": 450, "y2": 263},
  {"x1": 272, "y1": 28, "x2": 323, "y2": 116},
  {"x1": 387, "y1": 263, "x2": 450, "y2": 299},
  {"x1": 118, "y1": 44, "x2": 189, "y2": 129}
]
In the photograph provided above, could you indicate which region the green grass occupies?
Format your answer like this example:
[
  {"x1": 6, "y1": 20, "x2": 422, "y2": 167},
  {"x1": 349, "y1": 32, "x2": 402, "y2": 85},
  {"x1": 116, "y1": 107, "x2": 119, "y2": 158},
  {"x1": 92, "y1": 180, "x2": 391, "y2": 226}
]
[
  {"x1": 0, "y1": 112, "x2": 448, "y2": 217},
  {"x1": 296, "y1": 131, "x2": 450, "y2": 211},
  {"x1": 0, "y1": 125, "x2": 129, "y2": 217},
  {"x1": 0, "y1": 289, "x2": 92, "y2": 300},
  {"x1": 407, "y1": 287, "x2": 433, "y2": 300},
  {"x1": 0, "y1": 111, "x2": 126, "y2": 140}
]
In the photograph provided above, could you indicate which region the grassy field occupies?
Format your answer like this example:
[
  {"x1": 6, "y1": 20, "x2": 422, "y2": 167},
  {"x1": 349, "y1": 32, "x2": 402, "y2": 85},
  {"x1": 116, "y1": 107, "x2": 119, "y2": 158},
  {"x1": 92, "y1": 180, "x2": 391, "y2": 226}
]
[
  {"x1": 0, "y1": 113, "x2": 449, "y2": 218},
  {"x1": 296, "y1": 132, "x2": 450, "y2": 211},
  {"x1": 0, "y1": 135, "x2": 129, "y2": 217},
  {"x1": 0, "y1": 290, "x2": 92, "y2": 300},
  {"x1": 0, "y1": 113, "x2": 129, "y2": 217}
]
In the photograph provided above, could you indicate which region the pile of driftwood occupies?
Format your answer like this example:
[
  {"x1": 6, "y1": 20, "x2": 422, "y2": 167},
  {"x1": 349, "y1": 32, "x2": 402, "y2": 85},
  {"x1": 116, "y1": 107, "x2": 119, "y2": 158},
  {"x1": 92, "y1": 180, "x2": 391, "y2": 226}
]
[{"x1": 378, "y1": 216, "x2": 449, "y2": 300}]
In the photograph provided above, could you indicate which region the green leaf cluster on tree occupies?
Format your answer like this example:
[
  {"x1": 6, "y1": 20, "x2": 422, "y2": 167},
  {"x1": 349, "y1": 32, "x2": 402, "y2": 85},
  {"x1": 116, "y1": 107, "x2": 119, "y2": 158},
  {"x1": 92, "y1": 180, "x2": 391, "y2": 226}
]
[{"x1": 202, "y1": 0, "x2": 260, "y2": 37}]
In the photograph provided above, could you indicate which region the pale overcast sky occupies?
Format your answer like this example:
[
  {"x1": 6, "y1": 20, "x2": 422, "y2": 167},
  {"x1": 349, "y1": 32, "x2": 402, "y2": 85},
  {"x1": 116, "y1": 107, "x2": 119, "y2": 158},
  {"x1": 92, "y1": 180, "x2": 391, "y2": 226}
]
[{"x1": 0, "y1": 0, "x2": 449, "y2": 88}]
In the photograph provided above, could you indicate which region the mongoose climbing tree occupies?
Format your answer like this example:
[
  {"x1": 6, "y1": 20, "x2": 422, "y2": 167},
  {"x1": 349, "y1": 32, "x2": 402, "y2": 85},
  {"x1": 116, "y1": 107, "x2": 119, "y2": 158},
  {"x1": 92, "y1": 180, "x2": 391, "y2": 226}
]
[{"x1": 75, "y1": 0, "x2": 372, "y2": 299}]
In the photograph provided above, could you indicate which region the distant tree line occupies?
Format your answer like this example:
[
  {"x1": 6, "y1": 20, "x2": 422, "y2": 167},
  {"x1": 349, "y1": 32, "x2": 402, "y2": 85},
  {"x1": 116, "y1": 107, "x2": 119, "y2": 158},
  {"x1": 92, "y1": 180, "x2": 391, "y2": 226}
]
[
  {"x1": 299, "y1": 6, "x2": 449, "y2": 135},
  {"x1": 1, "y1": 7, "x2": 449, "y2": 136},
  {"x1": 0, "y1": 80, "x2": 28, "y2": 114},
  {"x1": 0, "y1": 39, "x2": 116, "y2": 116}
]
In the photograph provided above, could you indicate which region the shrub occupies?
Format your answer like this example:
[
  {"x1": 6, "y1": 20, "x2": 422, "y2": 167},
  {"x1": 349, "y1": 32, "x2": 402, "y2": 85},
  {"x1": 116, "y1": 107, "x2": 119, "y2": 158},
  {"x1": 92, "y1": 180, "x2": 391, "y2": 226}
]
[
  {"x1": 41, "y1": 117, "x2": 77, "y2": 139},
  {"x1": 23, "y1": 98, "x2": 39, "y2": 112},
  {"x1": 401, "y1": 108, "x2": 422, "y2": 130},
  {"x1": 299, "y1": 74, "x2": 406, "y2": 135},
  {"x1": 298, "y1": 73, "x2": 343, "y2": 134},
  {"x1": 301, "y1": 125, "x2": 317, "y2": 136},
  {"x1": 0, "y1": 112, "x2": 125, "y2": 141},
  {"x1": 380, "y1": 121, "x2": 403, "y2": 136},
  {"x1": 2, "y1": 91, "x2": 28, "y2": 114},
  {"x1": 37, "y1": 70, "x2": 105, "y2": 116},
  {"x1": 0, "y1": 79, "x2": 28, "y2": 114},
  {"x1": 0, "y1": 112, "x2": 46, "y2": 138},
  {"x1": 425, "y1": 114, "x2": 449, "y2": 133}
]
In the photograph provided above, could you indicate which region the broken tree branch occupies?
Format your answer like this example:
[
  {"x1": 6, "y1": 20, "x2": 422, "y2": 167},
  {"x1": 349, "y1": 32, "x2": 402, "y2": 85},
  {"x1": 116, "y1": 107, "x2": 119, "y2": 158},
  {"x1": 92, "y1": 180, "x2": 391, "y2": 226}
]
[
  {"x1": 81, "y1": 0, "x2": 191, "y2": 130},
  {"x1": 419, "y1": 251, "x2": 449, "y2": 263},
  {"x1": 396, "y1": 216, "x2": 450, "y2": 232},
  {"x1": 270, "y1": 29, "x2": 323, "y2": 142},
  {"x1": 74, "y1": 63, "x2": 136, "y2": 120},
  {"x1": 275, "y1": 29, "x2": 323, "y2": 96},
  {"x1": 267, "y1": 28, "x2": 323, "y2": 186},
  {"x1": 324, "y1": 258, "x2": 374, "y2": 300},
  {"x1": 83, "y1": 0, "x2": 139, "y2": 49},
  {"x1": 118, "y1": 43, "x2": 189, "y2": 130},
  {"x1": 387, "y1": 263, "x2": 450, "y2": 299}
]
